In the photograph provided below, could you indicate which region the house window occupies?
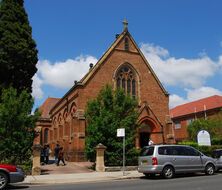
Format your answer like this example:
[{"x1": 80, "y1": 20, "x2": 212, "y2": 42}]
[
  {"x1": 174, "y1": 121, "x2": 181, "y2": 129},
  {"x1": 116, "y1": 65, "x2": 136, "y2": 97},
  {"x1": 187, "y1": 118, "x2": 193, "y2": 125}
]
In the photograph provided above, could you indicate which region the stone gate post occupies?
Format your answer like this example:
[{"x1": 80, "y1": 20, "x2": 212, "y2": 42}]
[
  {"x1": 32, "y1": 144, "x2": 41, "y2": 175},
  {"x1": 95, "y1": 143, "x2": 107, "y2": 172}
]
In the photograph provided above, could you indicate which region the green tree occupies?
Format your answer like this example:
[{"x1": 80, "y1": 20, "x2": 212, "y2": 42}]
[
  {"x1": 85, "y1": 85, "x2": 139, "y2": 166},
  {"x1": 0, "y1": 0, "x2": 38, "y2": 94},
  {"x1": 0, "y1": 87, "x2": 39, "y2": 164},
  {"x1": 187, "y1": 118, "x2": 222, "y2": 143}
]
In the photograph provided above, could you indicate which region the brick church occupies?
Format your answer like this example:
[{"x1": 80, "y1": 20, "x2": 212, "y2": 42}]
[{"x1": 35, "y1": 21, "x2": 173, "y2": 161}]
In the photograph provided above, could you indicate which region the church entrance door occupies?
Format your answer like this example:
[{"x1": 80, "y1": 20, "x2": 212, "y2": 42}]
[{"x1": 140, "y1": 132, "x2": 150, "y2": 148}]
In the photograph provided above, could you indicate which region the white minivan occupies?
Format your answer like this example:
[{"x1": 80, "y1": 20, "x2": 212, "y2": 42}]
[{"x1": 138, "y1": 145, "x2": 217, "y2": 179}]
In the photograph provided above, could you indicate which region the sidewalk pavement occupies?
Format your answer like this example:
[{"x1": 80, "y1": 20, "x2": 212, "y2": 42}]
[{"x1": 23, "y1": 171, "x2": 144, "y2": 185}]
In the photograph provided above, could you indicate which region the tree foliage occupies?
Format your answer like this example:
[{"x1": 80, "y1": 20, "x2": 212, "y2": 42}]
[
  {"x1": 0, "y1": 0, "x2": 38, "y2": 94},
  {"x1": 187, "y1": 115, "x2": 222, "y2": 143},
  {"x1": 0, "y1": 87, "x2": 39, "y2": 164},
  {"x1": 85, "y1": 85, "x2": 139, "y2": 166}
]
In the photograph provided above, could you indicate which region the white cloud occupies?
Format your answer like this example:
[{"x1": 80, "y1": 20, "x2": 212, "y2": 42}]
[
  {"x1": 169, "y1": 86, "x2": 222, "y2": 108},
  {"x1": 186, "y1": 86, "x2": 222, "y2": 101},
  {"x1": 32, "y1": 75, "x2": 44, "y2": 99},
  {"x1": 141, "y1": 43, "x2": 222, "y2": 109},
  {"x1": 32, "y1": 55, "x2": 97, "y2": 99},
  {"x1": 169, "y1": 94, "x2": 187, "y2": 108},
  {"x1": 140, "y1": 43, "x2": 217, "y2": 88},
  {"x1": 219, "y1": 55, "x2": 222, "y2": 67}
]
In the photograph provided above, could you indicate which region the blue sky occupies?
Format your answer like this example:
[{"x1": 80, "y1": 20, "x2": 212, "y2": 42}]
[{"x1": 24, "y1": 0, "x2": 222, "y2": 109}]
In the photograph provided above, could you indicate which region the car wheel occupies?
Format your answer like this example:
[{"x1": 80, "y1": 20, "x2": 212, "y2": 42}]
[
  {"x1": 205, "y1": 164, "x2": 215, "y2": 175},
  {"x1": 162, "y1": 166, "x2": 174, "y2": 179},
  {"x1": 0, "y1": 172, "x2": 8, "y2": 189}
]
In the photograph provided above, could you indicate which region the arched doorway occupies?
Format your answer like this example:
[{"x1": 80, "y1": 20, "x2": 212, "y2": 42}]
[{"x1": 138, "y1": 118, "x2": 156, "y2": 148}]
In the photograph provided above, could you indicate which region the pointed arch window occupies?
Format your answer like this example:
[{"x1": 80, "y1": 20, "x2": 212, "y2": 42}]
[
  {"x1": 116, "y1": 65, "x2": 136, "y2": 98},
  {"x1": 44, "y1": 128, "x2": 49, "y2": 144}
]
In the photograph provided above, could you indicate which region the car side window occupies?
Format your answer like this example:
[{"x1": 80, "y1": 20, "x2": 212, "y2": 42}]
[
  {"x1": 158, "y1": 146, "x2": 178, "y2": 156},
  {"x1": 158, "y1": 147, "x2": 170, "y2": 155},
  {"x1": 140, "y1": 147, "x2": 154, "y2": 156},
  {"x1": 185, "y1": 147, "x2": 200, "y2": 156},
  {"x1": 175, "y1": 146, "x2": 186, "y2": 156},
  {"x1": 158, "y1": 146, "x2": 201, "y2": 156}
]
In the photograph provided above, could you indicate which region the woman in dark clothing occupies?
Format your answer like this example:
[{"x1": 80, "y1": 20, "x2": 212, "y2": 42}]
[
  {"x1": 54, "y1": 144, "x2": 60, "y2": 164},
  {"x1": 57, "y1": 147, "x2": 66, "y2": 166},
  {"x1": 44, "y1": 144, "x2": 50, "y2": 164}
]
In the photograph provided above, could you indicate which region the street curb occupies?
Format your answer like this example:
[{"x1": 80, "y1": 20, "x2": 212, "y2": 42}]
[{"x1": 21, "y1": 173, "x2": 143, "y2": 185}]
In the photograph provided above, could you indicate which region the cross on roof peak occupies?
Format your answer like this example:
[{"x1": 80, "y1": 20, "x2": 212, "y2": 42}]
[{"x1": 122, "y1": 18, "x2": 128, "y2": 31}]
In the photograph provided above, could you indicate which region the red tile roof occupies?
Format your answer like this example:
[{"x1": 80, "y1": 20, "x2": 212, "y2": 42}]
[
  {"x1": 39, "y1": 97, "x2": 60, "y2": 118},
  {"x1": 170, "y1": 95, "x2": 222, "y2": 118}
]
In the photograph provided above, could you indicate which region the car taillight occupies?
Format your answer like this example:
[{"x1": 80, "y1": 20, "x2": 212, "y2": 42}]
[{"x1": 152, "y1": 157, "x2": 158, "y2": 165}]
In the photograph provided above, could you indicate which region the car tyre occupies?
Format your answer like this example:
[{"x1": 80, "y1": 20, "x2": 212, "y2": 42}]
[
  {"x1": 205, "y1": 164, "x2": 215, "y2": 175},
  {"x1": 0, "y1": 172, "x2": 8, "y2": 189},
  {"x1": 162, "y1": 166, "x2": 174, "y2": 179}
]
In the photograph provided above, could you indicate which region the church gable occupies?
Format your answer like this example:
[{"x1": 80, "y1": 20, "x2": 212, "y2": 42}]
[
  {"x1": 79, "y1": 25, "x2": 168, "y2": 98},
  {"x1": 49, "y1": 21, "x2": 169, "y2": 123},
  {"x1": 115, "y1": 32, "x2": 139, "y2": 53}
]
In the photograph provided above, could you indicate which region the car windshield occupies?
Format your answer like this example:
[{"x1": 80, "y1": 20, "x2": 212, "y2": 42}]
[{"x1": 140, "y1": 146, "x2": 154, "y2": 156}]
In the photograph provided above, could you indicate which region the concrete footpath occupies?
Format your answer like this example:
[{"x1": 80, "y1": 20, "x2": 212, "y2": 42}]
[{"x1": 23, "y1": 171, "x2": 144, "y2": 185}]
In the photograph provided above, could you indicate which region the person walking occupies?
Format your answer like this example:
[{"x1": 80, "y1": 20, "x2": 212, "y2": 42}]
[
  {"x1": 54, "y1": 143, "x2": 60, "y2": 164},
  {"x1": 148, "y1": 139, "x2": 154, "y2": 146},
  {"x1": 57, "y1": 147, "x2": 66, "y2": 166},
  {"x1": 44, "y1": 144, "x2": 50, "y2": 164},
  {"x1": 40, "y1": 146, "x2": 45, "y2": 165}
]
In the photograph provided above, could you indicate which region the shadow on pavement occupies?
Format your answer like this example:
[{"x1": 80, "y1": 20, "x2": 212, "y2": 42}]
[
  {"x1": 6, "y1": 185, "x2": 29, "y2": 190},
  {"x1": 40, "y1": 159, "x2": 94, "y2": 175},
  {"x1": 140, "y1": 172, "x2": 219, "y2": 180}
]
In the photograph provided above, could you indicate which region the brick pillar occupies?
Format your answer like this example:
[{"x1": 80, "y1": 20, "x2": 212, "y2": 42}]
[
  {"x1": 32, "y1": 144, "x2": 41, "y2": 175},
  {"x1": 95, "y1": 143, "x2": 107, "y2": 172},
  {"x1": 166, "y1": 123, "x2": 175, "y2": 144},
  {"x1": 165, "y1": 115, "x2": 175, "y2": 144}
]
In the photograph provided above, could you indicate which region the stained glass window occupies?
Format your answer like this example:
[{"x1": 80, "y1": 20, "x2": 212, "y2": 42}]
[{"x1": 116, "y1": 65, "x2": 136, "y2": 97}]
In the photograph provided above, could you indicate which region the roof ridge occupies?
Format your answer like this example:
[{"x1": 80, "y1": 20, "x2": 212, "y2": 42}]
[
  {"x1": 171, "y1": 95, "x2": 222, "y2": 110},
  {"x1": 170, "y1": 95, "x2": 222, "y2": 118}
]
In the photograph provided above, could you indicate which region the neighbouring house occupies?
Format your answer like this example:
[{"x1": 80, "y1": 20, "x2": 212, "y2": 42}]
[
  {"x1": 170, "y1": 95, "x2": 222, "y2": 142},
  {"x1": 35, "y1": 97, "x2": 60, "y2": 145},
  {"x1": 35, "y1": 21, "x2": 173, "y2": 161}
]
